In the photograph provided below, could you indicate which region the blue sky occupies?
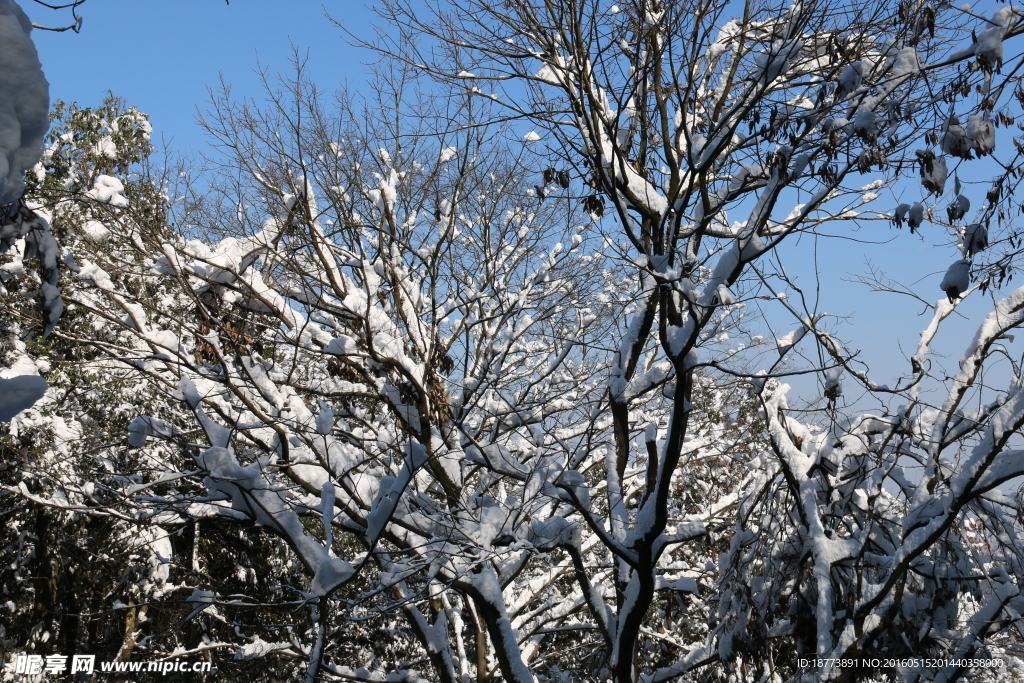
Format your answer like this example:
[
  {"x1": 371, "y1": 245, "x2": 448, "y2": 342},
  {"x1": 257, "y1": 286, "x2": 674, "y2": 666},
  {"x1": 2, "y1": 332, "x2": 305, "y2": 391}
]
[
  {"x1": 26, "y1": 0, "x2": 1022, "y2": 404},
  {"x1": 33, "y1": 0, "x2": 378, "y2": 156}
]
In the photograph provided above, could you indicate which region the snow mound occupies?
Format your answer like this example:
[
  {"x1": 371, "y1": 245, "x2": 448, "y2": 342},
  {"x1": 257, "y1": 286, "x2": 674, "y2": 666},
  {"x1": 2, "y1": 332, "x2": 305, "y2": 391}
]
[
  {"x1": 940, "y1": 259, "x2": 971, "y2": 302},
  {"x1": 0, "y1": 374, "x2": 48, "y2": 421},
  {"x1": 0, "y1": 0, "x2": 49, "y2": 206},
  {"x1": 86, "y1": 175, "x2": 129, "y2": 207}
]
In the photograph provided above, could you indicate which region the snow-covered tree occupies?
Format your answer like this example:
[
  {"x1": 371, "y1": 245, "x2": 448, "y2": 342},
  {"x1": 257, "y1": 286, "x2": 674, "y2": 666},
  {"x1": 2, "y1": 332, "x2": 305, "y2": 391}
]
[
  {"x1": 0, "y1": 96, "x2": 268, "y2": 679},
  {"x1": 349, "y1": 0, "x2": 1024, "y2": 681},
  {"x1": 3, "y1": 64, "x2": 764, "y2": 680}
]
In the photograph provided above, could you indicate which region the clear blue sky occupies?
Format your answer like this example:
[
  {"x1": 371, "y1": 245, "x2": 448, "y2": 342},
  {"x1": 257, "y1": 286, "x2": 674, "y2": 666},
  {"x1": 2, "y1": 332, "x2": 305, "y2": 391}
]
[{"x1": 32, "y1": 0, "x2": 378, "y2": 156}]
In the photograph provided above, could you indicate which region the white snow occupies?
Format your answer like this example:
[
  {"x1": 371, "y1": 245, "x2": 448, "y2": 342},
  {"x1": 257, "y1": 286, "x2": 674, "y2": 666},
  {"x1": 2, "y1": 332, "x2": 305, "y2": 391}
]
[
  {"x1": 943, "y1": 114, "x2": 996, "y2": 159},
  {"x1": 92, "y1": 136, "x2": 117, "y2": 159},
  {"x1": 776, "y1": 327, "x2": 806, "y2": 353},
  {"x1": 438, "y1": 146, "x2": 457, "y2": 163},
  {"x1": 852, "y1": 111, "x2": 877, "y2": 142},
  {"x1": 920, "y1": 154, "x2": 947, "y2": 195},
  {"x1": 0, "y1": 0, "x2": 48, "y2": 205},
  {"x1": 894, "y1": 203, "x2": 910, "y2": 228},
  {"x1": 753, "y1": 39, "x2": 803, "y2": 83},
  {"x1": 139, "y1": 525, "x2": 172, "y2": 588},
  {"x1": 966, "y1": 114, "x2": 995, "y2": 156},
  {"x1": 962, "y1": 222, "x2": 988, "y2": 256},
  {"x1": 836, "y1": 61, "x2": 865, "y2": 99},
  {"x1": 824, "y1": 366, "x2": 842, "y2": 396},
  {"x1": 908, "y1": 202, "x2": 924, "y2": 231},
  {"x1": 86, "y1": 174, "x2": 129, "y2": 207},
  {"x1": 974, "y1": 6, "x2": 1018, "y2": 71},
  {"x1": 365, "y1": 442, "x2": 429, "y2": 545},
  {"x1": 940, "y1": 259, "x2": 971, "y2": 300},
  {"x1": 947, "y1": 194, "x2": 970, "y2": 222},
  {"x1": 0, "y1": 374, "x2": 47, "y2": 421},
  {"x1": 78, "y1": 260, "x2": 115, "y2": 290},
  {"x1": 82, "y1": 219, "x2": 110, "y2": 242},
  {"x1": 942, "y1": 115, "x2": 968, "y2": 157},
  {"x1": 892, "y1": 46, "x2": 920, "y2": 77},
  {"x1": 715, "y1": 284, "x2": 736, "y2": 305},
  {"x1": 234, "y1": 638, "x2": 291, "y2": 660},
  {"x1": 126, "y1": 415, "x2": 180, "y2": 447},
  {"x1": 324, "y1": 335, "x2": 359, "y2": 355}
]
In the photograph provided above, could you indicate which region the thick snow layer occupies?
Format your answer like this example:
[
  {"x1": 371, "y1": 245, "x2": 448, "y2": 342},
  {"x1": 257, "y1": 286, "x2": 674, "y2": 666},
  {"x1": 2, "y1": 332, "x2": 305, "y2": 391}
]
[
  {"x1": 527, "y1": 516, "x2": 580, "y2": 551},
  {"x1": 836, "y1": 61, "x2": 865, "y2": 99},
  {"x1": 0, "y1": 0, "x2": 48, "y2": 206},
  {"x1": 365, "y1": 442, "x2": 429, "y2": 545},
  {"x1": 86, "y1": 175, "x2": 129, "y2": 207},
  {"x1": 940, "y1": 259, "x2": 971, "y2": 300},
  {"x1": 943, "y1": 114, "x2": 996, "y2": 159},
  {"x1": 0, "y1": 374, "x2": 47, "y2": 421},
  {"x1": 974, "y1": 6, "x2": 1018, "y2": 71},
  {"x1": 894, "y1": 203, "x2": 910, "y2": 227},
  {"x1": 234, "y1": 638, "x2": 292, "y2": 661},
  {"x1": 852, "y1": 111, "x2": 877, "y2": 142},
  {"x1": 962, "y1": 223, "x2": 988, "y2": 257},
  {"x1": 966, "y1": 115, "x2": 996, "y2": 156},
  {"x1": 83, "y1": 219, "x2": 110, "y2": 242},
  {"x1": 908, "y1": 202, "x2": 924, "y2": 231},
  {"x1": 776, "y1": 326, "x2": 806, "y2": 354},
  {"x1": 891, "y1": 46, "x2": 920, "y2": 78},
  {"x1": 127, "y1": 415, "x2": 181, "y2": 447},
  {"x1": 715, "y1": 284, "x2": 736, "y2": 305},
  {"x1": 753, "y1": 39, "x2": 803, "y2": 83},
  {"x1": 947, "y1": 194, "x2": 970, "y2": 222},
  {"x1": 438, "y1": 146, "x2": 457, "y2": 163},
  {"x1": 920, "y1": 154, "x2": 947, "y2": 195},
  {"x1": 324, "y1": 335, "x2": 359, "y2": 355},
  {"x1": 942, "y1": 115, "x2": 970, "y2": 158},
  {"x1": 824, "y1": 366, "x2": 842, "y2": 396}
]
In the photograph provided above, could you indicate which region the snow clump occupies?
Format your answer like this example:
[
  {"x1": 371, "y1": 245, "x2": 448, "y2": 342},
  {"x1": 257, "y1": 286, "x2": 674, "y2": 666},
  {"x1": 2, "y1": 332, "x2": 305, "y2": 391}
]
[
  {"x1": 940, "y1": 259, "x2": 971, "y2": 302},
  {"x1": 0, "y1": 0, "x2": 49, "y2": 206},
  {"x1": 86, "y1": 175, "x2": 130, "y2": 207},
  {"x1": 0, "y1": 374, "x2": 48, "y2": 421}
]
